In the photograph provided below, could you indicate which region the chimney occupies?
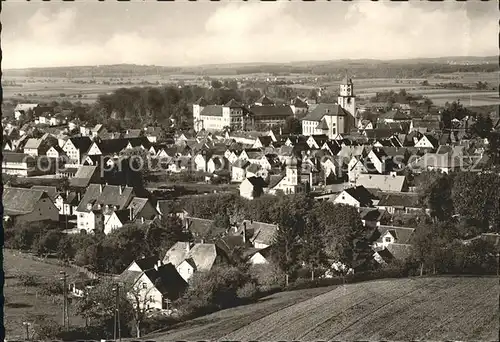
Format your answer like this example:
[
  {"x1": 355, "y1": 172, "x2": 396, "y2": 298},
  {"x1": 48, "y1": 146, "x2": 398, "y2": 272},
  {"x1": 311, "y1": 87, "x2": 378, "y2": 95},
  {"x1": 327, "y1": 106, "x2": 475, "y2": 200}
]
[
  {"x1": 129, "y1": 207, "x2": 134, "y2": 220},
  {"x1": 242, "y1": 222, "x2": 246, "y2": 243},
  {"x1": 157, "y1": 260, "x2": 162, "y2": 267},
  {"x1": 141, "y1": 217, "x2": 145, "y2": 224},
  {"x1": 119, "y1": 186, "x2": 123, "y2": 195},
  {"x1": 154, "y1": 263, "x2": 158, "y2": 271},
  {"x1": 77, "y1": 192, "x2": 81, "y2": 201},
  {"x1": 185, "y1": 242, "x2": 190, "y2": 253}
]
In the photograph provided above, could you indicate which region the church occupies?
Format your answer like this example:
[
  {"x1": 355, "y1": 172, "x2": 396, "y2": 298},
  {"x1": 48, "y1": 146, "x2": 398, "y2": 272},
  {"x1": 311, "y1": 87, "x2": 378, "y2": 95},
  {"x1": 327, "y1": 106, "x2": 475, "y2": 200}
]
[{"x1": 301, "y1": 76, "x2": 357, "y2": 139}]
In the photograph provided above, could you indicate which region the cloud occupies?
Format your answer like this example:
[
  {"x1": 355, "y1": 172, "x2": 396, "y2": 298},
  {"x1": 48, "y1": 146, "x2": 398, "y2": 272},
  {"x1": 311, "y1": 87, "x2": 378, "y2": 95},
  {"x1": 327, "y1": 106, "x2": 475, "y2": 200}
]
[{"x1": 2, "y1": 2, "x2": 497, "y2": 69}]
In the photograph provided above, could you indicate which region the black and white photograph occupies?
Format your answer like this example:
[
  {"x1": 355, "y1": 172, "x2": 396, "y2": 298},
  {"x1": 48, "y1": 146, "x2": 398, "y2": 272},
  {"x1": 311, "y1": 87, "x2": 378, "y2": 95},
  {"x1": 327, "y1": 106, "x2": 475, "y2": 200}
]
[{"x1": 1, "y1": 1, "x2": 499, "y2": 340}]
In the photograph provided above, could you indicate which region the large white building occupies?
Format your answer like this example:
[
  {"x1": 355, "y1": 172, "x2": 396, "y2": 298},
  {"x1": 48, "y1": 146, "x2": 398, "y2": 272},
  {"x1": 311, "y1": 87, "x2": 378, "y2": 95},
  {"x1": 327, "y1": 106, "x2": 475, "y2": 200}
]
[
  {"x1": 193, "y1": 98, "x2": 252, "y2": 132},
  {"x1": 301, "y1": 77, "x2": 357, "y2": 138}
]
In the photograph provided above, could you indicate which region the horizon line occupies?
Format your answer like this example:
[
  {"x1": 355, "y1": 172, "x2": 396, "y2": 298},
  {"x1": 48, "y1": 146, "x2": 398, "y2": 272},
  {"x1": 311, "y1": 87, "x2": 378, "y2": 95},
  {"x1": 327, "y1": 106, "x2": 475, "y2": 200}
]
[{"x1": 4, "y1": 55, "x2": 497, "y2": 72}]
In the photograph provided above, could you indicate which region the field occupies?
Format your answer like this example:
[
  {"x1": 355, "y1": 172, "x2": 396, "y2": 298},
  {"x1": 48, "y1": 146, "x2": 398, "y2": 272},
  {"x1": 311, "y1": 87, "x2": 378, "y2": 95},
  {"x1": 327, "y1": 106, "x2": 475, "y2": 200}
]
[
  {"x1": 3, "y1": 71, "x2": 498, "y2": 107},
  {"x1": 3, "y1": 249, "x2": 87, "y2": 339},
  {"x1": 148, "y1": 277, "x2": 499, "y2": 341}
]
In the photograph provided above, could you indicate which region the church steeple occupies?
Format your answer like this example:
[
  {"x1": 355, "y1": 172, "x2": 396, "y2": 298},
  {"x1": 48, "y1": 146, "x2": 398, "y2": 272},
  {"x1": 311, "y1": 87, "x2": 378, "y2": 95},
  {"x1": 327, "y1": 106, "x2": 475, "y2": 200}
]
[{"x1": 338, "y1": 71, "x2": 356, "y2": 130}]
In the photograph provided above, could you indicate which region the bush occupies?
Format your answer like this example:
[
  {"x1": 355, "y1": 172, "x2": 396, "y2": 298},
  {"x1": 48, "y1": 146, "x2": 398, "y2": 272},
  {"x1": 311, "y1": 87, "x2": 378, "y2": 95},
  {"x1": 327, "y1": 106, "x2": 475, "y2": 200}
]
[
  {"x1": 176, "y1": 265, "x2": 254, "y2": 317},
  {"x1": 40, "y1": 280, "x2": 64, "y2": 296},
  {"x1": 236, "y1": 282, "x2": 258, "y2": 300},
  {"x1": 33, "y1": 317, "x2": 62, "y2": 340},
  {"x1": 250, "y1": 262, "x2": 286, "y2": 292},
  {"x1": 18, "y1": 274, "x2": 40, "y2": 287}
]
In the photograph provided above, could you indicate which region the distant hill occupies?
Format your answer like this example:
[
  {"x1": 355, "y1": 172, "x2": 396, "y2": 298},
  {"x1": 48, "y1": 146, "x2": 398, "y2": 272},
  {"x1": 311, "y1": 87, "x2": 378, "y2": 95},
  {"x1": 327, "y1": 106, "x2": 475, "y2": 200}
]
[{"x1": 3, "y1": 56, "x2": 498, "y2": 78}]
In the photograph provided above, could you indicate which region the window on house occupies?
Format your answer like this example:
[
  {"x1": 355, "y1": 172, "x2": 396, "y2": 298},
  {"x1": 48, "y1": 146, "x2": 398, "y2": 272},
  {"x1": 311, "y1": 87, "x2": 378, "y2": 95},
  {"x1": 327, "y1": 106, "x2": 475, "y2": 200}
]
[
  {"x1": 142, "y1": 282, "x2": 147, "y2": 289},
  {"x1": 385, "y1": 237, "x2": 391, "y2": 242},
  {"x1": 149, "y1": 295, "x2": 154, "y2": 302}
]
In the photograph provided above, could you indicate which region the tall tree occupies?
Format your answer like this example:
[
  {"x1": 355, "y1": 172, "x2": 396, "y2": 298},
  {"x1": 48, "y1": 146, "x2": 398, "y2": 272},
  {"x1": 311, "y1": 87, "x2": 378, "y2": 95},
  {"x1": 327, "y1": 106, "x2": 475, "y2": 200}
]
[
  {"x1": 299, "y1": 214, "x2": 328, "y2": 280},
  {"x1": 471, "y1": 114, "x2": 493, "y2": 139},
  {"x1": 415, "y1": 171, "x2": 454, "y2": 222},
  {"x1": 452, "y1": 172, "x2": 500, "y2": 232}
]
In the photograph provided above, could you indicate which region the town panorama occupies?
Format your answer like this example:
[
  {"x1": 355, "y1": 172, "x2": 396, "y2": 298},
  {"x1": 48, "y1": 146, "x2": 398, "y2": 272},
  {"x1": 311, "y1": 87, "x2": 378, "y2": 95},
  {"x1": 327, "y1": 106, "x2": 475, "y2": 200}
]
[{"x1": 2, "y1": 1, "x2": 499, "y2": 341}]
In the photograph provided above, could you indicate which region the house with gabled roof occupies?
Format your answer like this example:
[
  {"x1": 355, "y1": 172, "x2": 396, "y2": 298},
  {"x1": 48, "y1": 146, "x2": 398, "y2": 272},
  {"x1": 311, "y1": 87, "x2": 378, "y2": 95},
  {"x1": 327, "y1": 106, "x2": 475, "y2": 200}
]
[
  {"x1": 207, "y1": 155, "x2": 229, "y2": 174},
  {"x1": 372, "y1": 225, "x2": 415, "y2": 249},
  {"x1": 348, "y1": 156, "x2": 368, "y2": 184},
  {"x1": 290, "y1": 97, "x2": 308, "y2": 117},
  {"x1": 248, "y1": 104, "x2": 294, "y2": 130},
  {"x1": 54, "y1": 191, "x2": 81, "y2": 216},
  {"x1": 240, "y1": 176, "x2": 268, "y2": 200},
  {"x1": 306, "y1": 134, "x2": 329, "y2": 149},
  {"x1": 376, "y1": 192, "x2": 424, "y2": 215},
  {"x1": 75, "y1": 184, "x2": 135, "y2": 233},
  {"x1": 233, "y1": 220, "x2": 279, "y2": 249},
  {"x1": 414, "y1": 134, "x2": 439, "y2": 149},
  {"x1": 163, "y1": 242, "x2": 230, "y2": 282},
  {"x1": 2, "y1": 152, "x2": 39, "y2": 177},
  {"x1": 231, "y1": 159, "x2": 250, "y2": 183},
  {"x1": 3, "y1": 187, "x2": 60, "y2": 225},
  {"x1": 301, "y1": 104, "x2": 351, "y2": 138},
  {"x1": 252, "y1": 136, "x2": 275, "y2": 149},
  {"x1": 356, "y1": 174, "x2": 408, "y2": 193},
  {"x1": 62, "y1": 137, "x2": 93, "y2": 165},
  {"x1": 333, "y1": 185, "x2": 375, "y2": 208},
  {"x1": 119, "y1": 261, "x2": 188, "y2": 311}
]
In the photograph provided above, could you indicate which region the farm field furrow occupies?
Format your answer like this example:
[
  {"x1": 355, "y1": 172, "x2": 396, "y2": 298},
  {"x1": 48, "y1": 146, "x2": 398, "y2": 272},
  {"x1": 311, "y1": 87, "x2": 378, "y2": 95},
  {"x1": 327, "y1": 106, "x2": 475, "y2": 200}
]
[
  {"x1": 155, "y1": 277, "x2": 500, "y2": 342},
  {"x1": 329, "y1": 277, "x2": 492, "y2": 341},
  {"x1": 299, "y1": 278, "x2": 437, "y2": 340},
  {"x1": 146, "y1": 285, "x2": 337, "y2": 341},
  {"x1": 223, "y1": 278, "x2": 418, "y2": 341}
]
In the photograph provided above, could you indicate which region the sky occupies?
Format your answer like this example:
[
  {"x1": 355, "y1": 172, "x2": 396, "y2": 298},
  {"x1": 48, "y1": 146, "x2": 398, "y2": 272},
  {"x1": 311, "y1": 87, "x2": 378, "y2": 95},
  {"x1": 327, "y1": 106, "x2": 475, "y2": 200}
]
[{"x1": 2, "y1": 1, "x2": 498, "y2": 69}]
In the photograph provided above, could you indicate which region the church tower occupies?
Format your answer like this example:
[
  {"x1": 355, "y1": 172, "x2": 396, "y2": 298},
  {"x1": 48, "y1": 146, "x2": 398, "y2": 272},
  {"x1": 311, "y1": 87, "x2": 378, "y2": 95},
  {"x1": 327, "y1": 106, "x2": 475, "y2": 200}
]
[{"x1": 338, "y1": 75, "x2": 357, "y2": 130}]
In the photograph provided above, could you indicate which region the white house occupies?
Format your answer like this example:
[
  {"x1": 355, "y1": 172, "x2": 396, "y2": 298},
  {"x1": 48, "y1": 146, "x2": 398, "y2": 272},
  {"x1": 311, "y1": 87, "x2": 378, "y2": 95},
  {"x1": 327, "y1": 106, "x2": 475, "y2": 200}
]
[
  {"x1": 333, "y1": 185, "x2": 374, "y2": 208},
  {"x1": 240, "y1": 176, "x2": 267, "y2": 200},
  {"x1": 414, "y1": 134, "x2": 439, "y2": 149}
]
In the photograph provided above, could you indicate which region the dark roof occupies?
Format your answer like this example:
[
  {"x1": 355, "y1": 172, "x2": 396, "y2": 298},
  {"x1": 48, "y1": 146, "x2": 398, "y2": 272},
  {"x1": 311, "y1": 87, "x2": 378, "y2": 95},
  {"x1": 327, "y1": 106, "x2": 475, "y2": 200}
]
[
  {"x1": 248, "y1": 105, "x2": 293, "y2": 118},
  {"x1": 2, "y1": 152, "x2": 35, "y2": 164},
  {"x1": 317, "y1": 118, "x2": 330, "y2": 130},
  {"x1": 200, "y1": 105, "x2": 223, "y2": 117},
  {"x1": 256, "y1": 136, "x2": 273, "y2": 147},
  {"x1": 195, "y1": 97, "x2": 209, "y2": 106},
  {"x1": 239, "y1": 220, "x2": 278, "y2": 247},
  {"x1": 268, "y1": 174, "x2": 286, "y2": 189},
  {"x1": 143, "y1": 263, "x2": 188, "y2": 300},
  {"x1": 386, "y1": 243, "x2": 413, "y2": 261},
  {"x1": 225, "y1": 99, "x2": 242, "y2": 108},
  {"x1": 185, "y1": 217, "x2": 215, "y2": 238},
  {"x1": 359, "y1": 208, "x2": 386, "y2": 222},
  {"x1": 377, "y1": 226, "x2": 415, "y2": 244},
  {"x1": 247, "y1": 163, "x2": 262, "y2": 174},
  {"x1": 302, "y1": 103, "x2": 348, "y2": 121},
  {"x1": 3, "y1": 187, "x2": 48, "y2": 216},
  {"x1": 134, "y1": 256, "x2": 159, "y2": 272},
  {"x1": 292, "y1": 97, "x2": 308, "y2": 108},
  {"x1": 76, "y1": 184, "x2": 134, "y2": 213},
  {"x1": 69, "y1": 165, "x2": 99, "y2": 188},
  {"x1": 232, "y1": 159, "x2": 250, "y2": 169},
  {"x1": 378, "y1": 110, "x2": 410, "y2": 121},
  {"x1": 309, "y1": 134, "x2": 329, "y2": 146},
  {"x1": 31, "y1": 186, "x2": 58, "y2": 200},
  {"x1": 246, "y1": 176, "x2": 268, "y2": 188},
  {"x1": 343, "y1": 186, "x2": 374, "y2": 207},
  {"x1": 68, "y1": 137, "x2": 93, "y2": 153},
  {"x1": 377, "y1": 192, "x2": 421, "y2": 208},
  {"x1": 256, "y1": 95, "x2": 275, "y2": 105}
]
